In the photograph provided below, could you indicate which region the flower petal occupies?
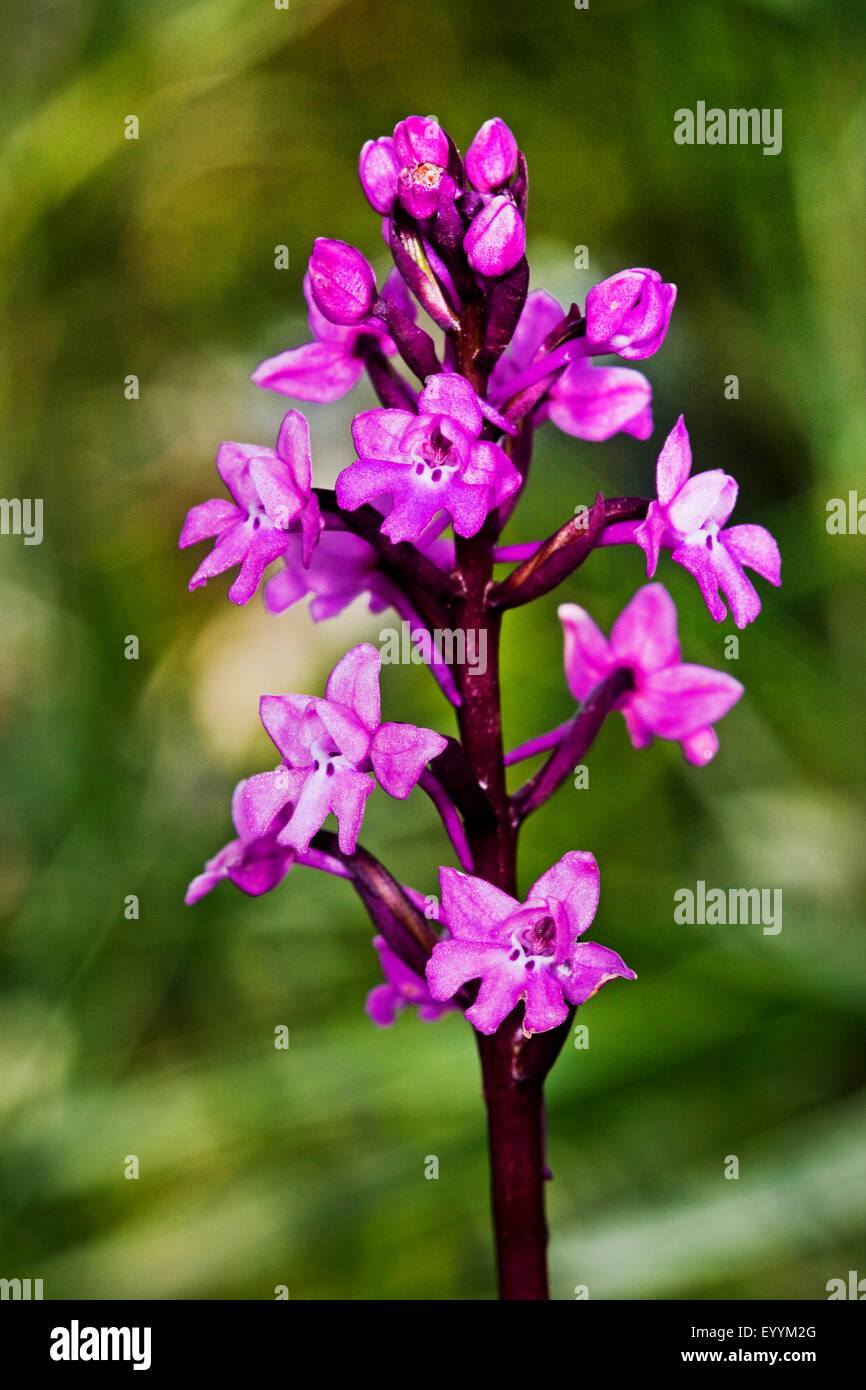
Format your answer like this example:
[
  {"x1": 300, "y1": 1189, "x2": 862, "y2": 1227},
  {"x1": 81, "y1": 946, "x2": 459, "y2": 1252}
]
[
  {"x1": 609, "y1": 583, "x2": 680, "y2": 673},
  {"x1": 259, "y1": 693, "x2": 318, "y2": 762},
  {"x1": 229, "y1": 846, "x2": 295, "y2": 897},
  {"x1": 325, "y1": 643, "x2": 382, "y2": 731},
  {"x1": 276, "y1": 410, "x2": 312, "y2": 491},
  {"x1": 214, "y1": 442, "x2": 261, "y2": 507},
  {"x1": 187, "y1": 520, "x2": 250, "y2": 592},
  {"x1": 529, "y1": 851, "x2": 600, "y2": 942},
  {"x1": 329, "y1": 768, "x2": 376, "y2": 852},
  {"x1": 634, "y1": 664, "x2": 743, "y2": 740},
  {"x1": 465, "y1": 967, "x2": 525, "y2": 1035},
  {"x1": 251, "y1": 341, "x2": 364, "y2": 403},
  {"x1": 227, "y1": 526, "x2": 289, "y2": 605},
  {"x1": 667, "y1": 469, "x2": 733, "y2": 535},
  {"x1": 279, "y1": 766, "x2": 373, "y2": 853},
  {"x1": 673, "y1": 537, "x2": 762, "y2": 628},
  {"x1": 179, "y1": 498, "x2": 243, "y2": 547},
  {"x1": 461, "y1": 440, "x2": 521, "y2": 503},
  {"x1": 522, "y1": 968, "x2": 569, "y2": 1035},
  {"x1": 439, "y1": 866, "x2": 521, "y2": 942},
  {"x1": 366, "y1": 982, "x2": 400, "y2": 1027},
  {"x1": 418, "y1": 373, "x2": 483, "y2": 437},
  {"x1": 352, "y1": 408, "x2": 417, "y2": 464},
  {"x1": 425, "y1": 938, "x2": 504, "y2": 1001},
  {"x1": 562, "y1": 941, "x2": 636, "y2": 1005},
  {"x1": 241, "y1": 767, "x2": 304, "y2": 836},
  {"x1": 723, "y1": 524, "x2": 781, "y2": 586},
  {"x1": 655, "y1": 415, "x2": 692, "y2": 505},
  {"x1": 681, "y1": 727, "x2": 720, "y2": 766},
  {"x1": 558, "y1": 603, "x2": 613, "y2": 701},
  {"x1": 548, "y1": 362, "x2": 653, "y2": 442},
  {"x1": 634, "y1": 502, "x2": 668, "y2": 577},
  {"x1": 511, "y1": 290, "x2": 563, "y2": 369},
  {"x1": 371, "y1": 721, "x2": 448, "y2": 798},
  {"x1": 314, "y1": 699, "x2": 372, "y2": 767}
]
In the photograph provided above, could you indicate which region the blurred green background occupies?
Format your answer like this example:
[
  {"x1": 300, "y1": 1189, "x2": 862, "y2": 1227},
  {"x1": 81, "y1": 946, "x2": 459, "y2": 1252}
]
[{"x1": 1, "y1": 0, "x2": 864, "y2": 1301}]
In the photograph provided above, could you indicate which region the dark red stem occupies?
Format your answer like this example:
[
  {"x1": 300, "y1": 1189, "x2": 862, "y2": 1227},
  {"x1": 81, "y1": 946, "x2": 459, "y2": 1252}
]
[{"x1": 452, "y1": 325, "x2": 561, "y2": 1300}]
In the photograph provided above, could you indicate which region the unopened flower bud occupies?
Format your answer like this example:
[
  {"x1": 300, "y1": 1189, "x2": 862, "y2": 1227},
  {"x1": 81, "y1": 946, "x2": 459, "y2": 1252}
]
[
  {"x1": 463, "y1": 196, "x2": 525, "y2": 276},
  {"x1": 464, "y1": 118, "x2": 518, "y2": 192},
  {"x1": 584, "y1": 268, "x2": 676, "y2": 360},
  {"x1": 359, "y1": 137, "x2": 400, "y2": 215},
  {"x1": 307, "y1": 238, "x2": 377, "y2": 326},
  {"x1": 393, "y1": 115, "x2": 450, "y2": 170}
]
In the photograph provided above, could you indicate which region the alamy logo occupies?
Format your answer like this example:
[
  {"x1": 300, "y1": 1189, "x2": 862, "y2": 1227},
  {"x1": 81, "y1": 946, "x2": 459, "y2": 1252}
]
[
  {"x1": 50, "y1": 1320, "x2": 152, "y2": 1371},
  {"x1": 826, "y1": 492, "x2": 866, "y2": 535},
  {"x1": 674, "y1": 880, "x2": 782, "y2": 935},
  {"x1": 674, "y1": 103, "x2": 782, "y2": 156},
  {"x1": 0, "y1": 497, "x2": 43, "y2": 545},
  {"x1": 0, "y1": 1276, "x2": 43, "y2": 1299},
  {"x1": 379, "y1": 620, "x2": 487, "y2": 676}
]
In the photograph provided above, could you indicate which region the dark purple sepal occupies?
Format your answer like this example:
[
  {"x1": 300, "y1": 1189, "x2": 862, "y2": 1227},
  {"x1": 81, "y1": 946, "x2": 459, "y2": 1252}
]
[
  {"x1": 481, "y1": 256, "x2": 530, "y2": 369},
  {"x1": 372, "y1": 294, "x2": 442, "y2": 381},
  {"x1": 490, "y1": 494, "x2": 650, "y2": 610},
  {"x1": 512, "y1": 152, "x2": 529, "y2": 219},
  {"x1": 456, "y1": 189, "x2": 485, "y2": 222},
  {"x1": 502, "y1": 369, "x2": 563, "y2": 426},
  {"x1": 443, "y1": 130, "x2": 466, "y2": 187},
  {"x1": 539, "y1": 304, "x2": 586, "y2": 355},
  {"x1": 431, "y1": 186, "x2": 469, "y2": 264}
]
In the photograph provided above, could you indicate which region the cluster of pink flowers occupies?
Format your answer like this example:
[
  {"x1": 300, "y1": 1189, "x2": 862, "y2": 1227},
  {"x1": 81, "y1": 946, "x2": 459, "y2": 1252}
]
[{"x1": 181, "y1": 113, "x2": 780, "y2": 1044}]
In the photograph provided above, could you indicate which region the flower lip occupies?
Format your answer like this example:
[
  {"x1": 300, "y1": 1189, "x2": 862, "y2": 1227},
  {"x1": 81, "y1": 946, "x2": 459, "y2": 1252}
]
[{"x1": 309, "y1": 735, "x2": 345, "y2": 775}]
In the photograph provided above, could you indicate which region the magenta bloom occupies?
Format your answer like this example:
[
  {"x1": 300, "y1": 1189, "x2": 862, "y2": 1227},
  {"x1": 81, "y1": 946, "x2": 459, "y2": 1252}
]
[
  {"x1": 179, "y1": 410, "x2": 322, "y2": 605},
  {"x1": 359, "y1": 136, "x2": 401, "y2": 214},
  {"x1": 426, "y1": 854, "x2": 635, "y2": 1036},
  {"x1": 464, "y1": 195, "x2": 525, "y2": 276},
  {"x1": 489, "y1": 290, "x2": 653, "y2": 440},
  {"x1": 308, "y1": 238, "x2": 377, "y2": 326},
  {"x1": 367, "y1": 930, "x2": 456, "y2": 1026},
  {"x1": 251, "y1": 273, "x2": 408, "y2": 405},
  {"x1": 584, "y1": 268, "x2": 676, "y2": 360},
  {"x1": 465, "y1": 118, "x2": 518, "y2": 192},
  {"x1": 337, "y1": 373, "x2": 521, "y2": 544},
  {"x1": 633, "y1": 416, "x2": 782, "y2": 628},
  {"x1": 241, "y1": 644, "x2": 447, "y2": 854},
  {"x1": 559, "y1": 583, "x2": 743, "y2": 765},
  {"x1": 185, "y1": 780, "x2": 295, "y2": 904}
]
